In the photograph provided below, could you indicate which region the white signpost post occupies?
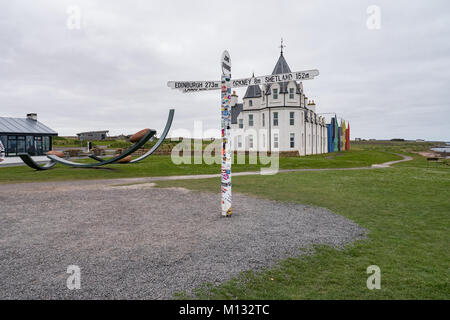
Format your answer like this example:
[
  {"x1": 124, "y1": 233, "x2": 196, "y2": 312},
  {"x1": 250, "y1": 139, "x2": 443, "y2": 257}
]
[
  {"x1": 167, "y1": 51, "x2": 319, "y2": 217},
  {"x1": 220, "y1": 51, "x2": 232, "y2": 217}
]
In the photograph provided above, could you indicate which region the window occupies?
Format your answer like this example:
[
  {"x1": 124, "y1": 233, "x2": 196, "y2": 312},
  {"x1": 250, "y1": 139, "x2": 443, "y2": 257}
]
[
  {"x1": 248, "y1": 135, "x2": 254, "y2": 149},
  {"x1": 290, "y1": 133, "x2": 295, "y2": 148},
  {"x1": 239, "y1": 119, "x2": 243, "y2": 129},
  {"x1": 289, "y1": 88, "x2": 295, "y2": 99},
  {"x1": 273, "y1": 88, "x2": 278, "y2": 99},
  {"x1": 248, "y1": 114, "x2": 254, "y2": 126},
  {"x1": 249, "y1": 100, "x2": 253, "y2": 107},
  {"x1": 262, "y1": 113, "x2": 265, "y2": 127},
  {"x1": 43, "y1": 136, "x2": 50, "y2": 153},
  {"x1": 274, "y1": 133, "x2": 279, "y2": 149},
  {"x1": 238, "y1": 135, "x2": 242, "y2": 148},
  {"x1": 262, "y1": 134, "x2": 266, "y2": 148},
  {"x1": 7, "y1": 136, "x2": 17, "y2": 156},
  {"x1": 17, "y1": 136, "x2": 25, "y2": 153},
  {"x1": 34, "y1": 136, "x2": 43, "y2": 155},
  {"x1": 273, "y1": 112, "x2": 278, "y2": 126},
  {"x1": 290, "y1": 112, "x2": 295, "y2": 125}
]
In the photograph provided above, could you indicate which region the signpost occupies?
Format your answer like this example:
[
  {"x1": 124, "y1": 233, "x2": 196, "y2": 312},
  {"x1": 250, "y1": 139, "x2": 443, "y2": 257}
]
[
  {"x1": 167, "y1": 69, "x2": 319, "y2": 93},
  {"x1": 167, "y1": 50, "x2": 319, "y2": 217},
  {"x1": 221, "y1": 51, "x2": 232, "y2": 216}
]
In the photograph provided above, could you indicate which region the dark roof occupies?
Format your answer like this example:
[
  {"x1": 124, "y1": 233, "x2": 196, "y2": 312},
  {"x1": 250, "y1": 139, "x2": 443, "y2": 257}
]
[
  {"x1": 0, "y1": 117, "x2": 58, "y2": 135},
  {"x1": 266, "y1": 53, "x2": 301, "y2": 95},
  {"x1": 272, "y1": 53, "x2": 292, "y2": 74},
  {"x1": 243, "y1": 83, "x2": 262, "y2": 99},
  {"x1": 77, "y1": 130, "x2": 109, "y2": 136},
  {"x1": 231, "y1": 103, "x2": 243, "y2": 124}
]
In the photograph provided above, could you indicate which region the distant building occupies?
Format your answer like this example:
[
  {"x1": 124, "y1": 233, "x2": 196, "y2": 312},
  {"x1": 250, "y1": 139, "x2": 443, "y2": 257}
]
[
  {"x1": 76, "y1": 130, "x2": 109, "y2": 141},
  {"x1": 0, "y1": 113, "x2": 58, "y2": 157},
  {"x1": 415, "y1": 139, "x2": 425, "y2": 142}
]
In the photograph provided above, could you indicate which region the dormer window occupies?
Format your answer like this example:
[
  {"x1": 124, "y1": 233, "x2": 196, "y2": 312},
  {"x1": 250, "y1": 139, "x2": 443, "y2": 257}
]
[
  {"x1": 289, "y1": 88, "x2": 295, "y2": 99},
  {"x1": 238, "y1": 119, "x2": 243, "y2": 129},
  {"x1": 273, "y1": 88, "x2": 278, "y2": 99},
  {"x1": 249, "y1": 100, "x2": 253, "y2": 107}
]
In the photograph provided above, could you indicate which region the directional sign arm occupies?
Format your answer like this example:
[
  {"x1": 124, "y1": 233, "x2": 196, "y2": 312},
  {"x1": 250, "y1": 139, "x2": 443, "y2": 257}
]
[{"x1": 167, "y1": 69, "x2": 319, "y2": 93}]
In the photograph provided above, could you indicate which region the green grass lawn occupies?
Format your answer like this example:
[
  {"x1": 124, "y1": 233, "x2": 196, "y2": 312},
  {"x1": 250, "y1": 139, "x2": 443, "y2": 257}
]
[
  {"x1": 0, "y1": 148, "x2": 398, "y2": 184},
  {"x1": 154, "y1": 152, "x2": 449, "y2": 299}
]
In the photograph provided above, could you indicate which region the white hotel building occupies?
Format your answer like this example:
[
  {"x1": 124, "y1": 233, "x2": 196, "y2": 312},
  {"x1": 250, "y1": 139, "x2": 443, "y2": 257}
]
[{"x1": 230, "y1": 51, "x2": 328, "y2": 155}]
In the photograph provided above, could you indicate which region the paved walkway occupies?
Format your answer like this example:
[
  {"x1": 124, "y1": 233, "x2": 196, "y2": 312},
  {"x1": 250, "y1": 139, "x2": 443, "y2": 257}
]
[
  {"x1": 0, "y1": 156, "x2": 49, "y2": 167},
  {"x1": 0, "y1": 156, "x2": 88, "y2": 167},
  {"x1": 101, "y1": 153, "x2": 413, "y2": 185}
]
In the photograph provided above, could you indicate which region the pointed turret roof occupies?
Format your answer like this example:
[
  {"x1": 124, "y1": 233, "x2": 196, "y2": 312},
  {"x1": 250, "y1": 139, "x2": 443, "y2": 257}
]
[
  {"x1": 243, "y1": 74, "x2": 262, "y2": 99},
  {"x1": 266, "y1": 52, "x2": 301, "y2": 95},
  {"x1": 271, "y1": 53, "x2": 292, "y2": 75}
]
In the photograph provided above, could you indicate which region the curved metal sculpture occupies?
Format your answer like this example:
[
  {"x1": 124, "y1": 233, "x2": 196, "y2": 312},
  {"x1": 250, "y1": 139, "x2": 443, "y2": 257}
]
[
  {"x1": 20, "y1": 109, "x2": 174, "y2": 170},
  {"x1": 47, "y1": 128, "x2": 156, "y2": 168},
  {"x1": 89, "y1": 109, "x2": 174, "y2": 164},
  {"x1": 18, "y1": 154, "x2": 57, "y2": 170}
]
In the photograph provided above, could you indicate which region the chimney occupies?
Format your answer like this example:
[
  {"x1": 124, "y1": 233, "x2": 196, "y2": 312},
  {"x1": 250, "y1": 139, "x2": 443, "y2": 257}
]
[
  {"x1": 231, "y1": 91, "x2": 238, "y2": 107},
  {"x1": 27, "y1": 113, "x2": 37, "y2": 121},
  {"x1": 307, "y1": 100, "x2": 316, "y2": 113}
]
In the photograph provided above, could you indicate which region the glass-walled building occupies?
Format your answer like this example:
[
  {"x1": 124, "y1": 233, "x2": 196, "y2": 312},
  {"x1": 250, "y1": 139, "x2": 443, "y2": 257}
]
[{"x1": 0, "y1": 114, "x2": 58, "y2": 157}]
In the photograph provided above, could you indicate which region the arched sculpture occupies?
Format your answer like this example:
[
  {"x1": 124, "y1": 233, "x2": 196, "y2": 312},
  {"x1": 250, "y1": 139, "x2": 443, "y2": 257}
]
[
  {"x1": 89, "y1": 109, "x2": 174, "y2": 164},
  {"x1": 19, "y1": 109, "x2": 175, "y2": 170},
  {"x1": 18, "y1": 155, "x2": 57, "y2": 171}
]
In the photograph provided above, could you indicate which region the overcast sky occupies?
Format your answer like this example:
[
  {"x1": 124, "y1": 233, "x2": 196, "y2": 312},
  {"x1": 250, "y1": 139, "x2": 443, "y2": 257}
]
[{"x1": 1, "y1": 0, "x2": 449, "y2": 140}]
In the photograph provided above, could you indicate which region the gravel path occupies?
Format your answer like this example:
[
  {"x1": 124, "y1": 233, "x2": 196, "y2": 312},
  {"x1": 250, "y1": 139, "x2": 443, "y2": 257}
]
[{"x1": 0, "y1": 180, "x2": 366, "y2": 299}]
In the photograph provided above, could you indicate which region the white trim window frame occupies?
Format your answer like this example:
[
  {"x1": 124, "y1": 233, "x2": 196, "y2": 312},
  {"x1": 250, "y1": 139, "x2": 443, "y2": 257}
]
[
  {"x1": 273, "y1": 133, "x2": 279, "y2": 149},
  {"x1": 273, "y1": 88, "x2": 278, "y2": 99},
  {"x1": 289, "y1": 88, "x2": 294, "y2": 99}
]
